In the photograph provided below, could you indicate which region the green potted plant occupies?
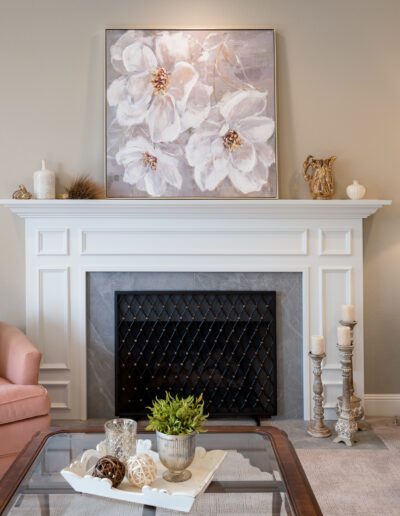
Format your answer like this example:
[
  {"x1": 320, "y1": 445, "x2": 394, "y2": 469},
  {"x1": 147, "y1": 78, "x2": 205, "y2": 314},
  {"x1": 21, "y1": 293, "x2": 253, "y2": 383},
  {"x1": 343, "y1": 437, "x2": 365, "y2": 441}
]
[{"x1": 147, "y1": 392, "x2": 208, "y2": 482}]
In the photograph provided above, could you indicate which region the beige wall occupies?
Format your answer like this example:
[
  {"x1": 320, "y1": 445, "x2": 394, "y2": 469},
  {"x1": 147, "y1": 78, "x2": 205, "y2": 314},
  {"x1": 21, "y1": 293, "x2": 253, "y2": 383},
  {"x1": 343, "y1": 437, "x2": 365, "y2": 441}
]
[{"x1": 0, "y1": 0, "x2": 399, "y2": 393}]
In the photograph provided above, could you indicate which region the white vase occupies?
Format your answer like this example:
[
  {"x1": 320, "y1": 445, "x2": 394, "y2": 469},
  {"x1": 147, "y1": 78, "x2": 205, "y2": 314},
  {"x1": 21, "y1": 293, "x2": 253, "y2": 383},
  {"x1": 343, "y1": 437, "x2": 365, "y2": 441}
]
[
  {"x1": 33, "y1": 160, "x2": 55, "y2": 199},
  {"x1": 346, "y1": 180, "x2": 366, "y2": 200}
]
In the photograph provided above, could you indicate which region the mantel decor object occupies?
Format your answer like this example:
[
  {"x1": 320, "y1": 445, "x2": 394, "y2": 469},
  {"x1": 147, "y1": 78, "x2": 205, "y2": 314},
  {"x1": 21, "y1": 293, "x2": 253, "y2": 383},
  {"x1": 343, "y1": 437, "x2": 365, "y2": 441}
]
[
  {"x1": 12, "y1": 185, "x2": 32, "y2": 199},
  {"x1": 65, "y1": 175, "x2": 104, "y2": 199},
  {"x1": 335, "y1": 318, "x2": 365, "y2": 430},
  {"x1": 106, "y1": 29, "x2": 277, "y2": 199},
  {"x1": 334, "y1": 342, "x2": 358, "y2": 446},
  {"x1": 346, "y1": 180, "x2": 366, "y2": 200},
  {"x1": 303, "y1": 155, "x2": 336, "y2": 200},
  {"x1": 307, "y1": 352, "x2": 331, "y2": 438},
  {"x1": 33, "y1": 160, "x2": 55, "y2": 199}
]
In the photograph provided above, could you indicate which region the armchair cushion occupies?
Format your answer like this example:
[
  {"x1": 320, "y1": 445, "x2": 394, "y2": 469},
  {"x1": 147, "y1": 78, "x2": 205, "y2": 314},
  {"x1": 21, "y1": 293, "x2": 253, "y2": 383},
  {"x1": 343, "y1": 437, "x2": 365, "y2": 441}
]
[
  {"x1": 0, "y1": 322, "x2": 42, "y2": 385},
  {"x1": 0, "y1": 380, "x2": 50, "y2": 425}
]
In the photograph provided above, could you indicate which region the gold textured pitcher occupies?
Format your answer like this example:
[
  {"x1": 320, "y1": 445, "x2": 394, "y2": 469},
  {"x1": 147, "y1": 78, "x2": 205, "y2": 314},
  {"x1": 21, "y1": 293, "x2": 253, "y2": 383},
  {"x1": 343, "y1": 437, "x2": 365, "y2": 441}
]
[{"x1": 303, "y1": 155, "x2": 336, "y2": 200}]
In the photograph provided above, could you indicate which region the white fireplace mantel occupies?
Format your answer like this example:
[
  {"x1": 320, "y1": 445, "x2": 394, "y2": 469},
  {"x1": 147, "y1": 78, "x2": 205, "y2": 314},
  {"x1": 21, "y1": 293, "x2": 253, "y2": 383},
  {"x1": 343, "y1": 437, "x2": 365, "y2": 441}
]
[{"x1": 1, "y1": 199, "x2": 391, "y2": 421}]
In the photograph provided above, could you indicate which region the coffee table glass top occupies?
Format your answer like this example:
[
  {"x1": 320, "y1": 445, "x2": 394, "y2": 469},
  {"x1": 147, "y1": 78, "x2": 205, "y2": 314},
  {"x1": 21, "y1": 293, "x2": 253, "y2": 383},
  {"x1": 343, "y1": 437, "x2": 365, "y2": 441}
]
[{"x1": 4, "y1": 431, "x2": 296, "y2": 515}]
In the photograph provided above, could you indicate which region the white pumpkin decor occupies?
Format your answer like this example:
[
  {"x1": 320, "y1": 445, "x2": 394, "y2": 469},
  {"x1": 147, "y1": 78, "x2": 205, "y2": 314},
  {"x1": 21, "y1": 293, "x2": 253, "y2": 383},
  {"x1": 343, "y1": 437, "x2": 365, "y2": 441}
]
[
  {"x1": 346, "y1": 180, "x2": 366, "y2": 200},
  {"x1": 127, "y1": 453, "x2": 157, "y2": 488}
]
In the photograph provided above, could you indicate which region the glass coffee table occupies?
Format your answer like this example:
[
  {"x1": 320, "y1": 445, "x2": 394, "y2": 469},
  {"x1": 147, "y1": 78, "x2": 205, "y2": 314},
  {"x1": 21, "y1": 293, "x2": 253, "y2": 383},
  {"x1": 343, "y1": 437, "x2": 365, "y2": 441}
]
[{"x1": 0, "y1": 426, "x2": 321, "y2": 515}]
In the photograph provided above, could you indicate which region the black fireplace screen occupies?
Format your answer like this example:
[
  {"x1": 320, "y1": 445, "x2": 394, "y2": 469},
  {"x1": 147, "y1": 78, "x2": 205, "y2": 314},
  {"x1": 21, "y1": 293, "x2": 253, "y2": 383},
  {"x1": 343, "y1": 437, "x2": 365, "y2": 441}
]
[{"x1": 115, "y1": 291, "x2": 277, "y2": 419}]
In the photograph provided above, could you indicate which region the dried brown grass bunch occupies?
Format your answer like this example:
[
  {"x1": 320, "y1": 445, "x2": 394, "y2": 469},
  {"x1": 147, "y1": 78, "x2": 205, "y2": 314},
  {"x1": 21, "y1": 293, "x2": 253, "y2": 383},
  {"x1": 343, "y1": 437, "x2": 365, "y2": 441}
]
[{"x1": 65, "y1": 175, "x2": 104, "y2": 199}]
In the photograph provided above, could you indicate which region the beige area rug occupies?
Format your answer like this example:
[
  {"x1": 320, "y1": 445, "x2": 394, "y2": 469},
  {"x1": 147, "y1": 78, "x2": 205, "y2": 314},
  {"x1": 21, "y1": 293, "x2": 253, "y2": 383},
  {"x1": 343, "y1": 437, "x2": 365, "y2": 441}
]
[{"x1": 297, "y1": 418, "x2": 400, "y2": 515}]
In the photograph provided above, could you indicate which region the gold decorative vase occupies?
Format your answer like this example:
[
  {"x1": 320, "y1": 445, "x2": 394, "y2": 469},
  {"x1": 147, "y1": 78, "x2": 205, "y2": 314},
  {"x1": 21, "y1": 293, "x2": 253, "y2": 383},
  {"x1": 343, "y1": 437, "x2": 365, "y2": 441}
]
[{"x1": 303, "y1": 155, "x2": 336, "y2": 200}]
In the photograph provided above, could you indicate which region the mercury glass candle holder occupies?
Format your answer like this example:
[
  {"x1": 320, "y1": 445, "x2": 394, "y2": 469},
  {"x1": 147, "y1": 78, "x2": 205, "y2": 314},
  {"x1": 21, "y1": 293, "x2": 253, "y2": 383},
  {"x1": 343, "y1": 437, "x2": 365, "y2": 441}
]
[{"x1": 105, "y1": 418, "x2": 137, "y2": 464}]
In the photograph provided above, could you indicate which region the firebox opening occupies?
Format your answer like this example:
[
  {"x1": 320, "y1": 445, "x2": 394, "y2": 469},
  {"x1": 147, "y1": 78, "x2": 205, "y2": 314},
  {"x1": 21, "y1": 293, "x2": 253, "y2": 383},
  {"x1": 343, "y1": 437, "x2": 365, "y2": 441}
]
[{"x1": 115, "y1": 290, "x2": 277, "y2": 422}]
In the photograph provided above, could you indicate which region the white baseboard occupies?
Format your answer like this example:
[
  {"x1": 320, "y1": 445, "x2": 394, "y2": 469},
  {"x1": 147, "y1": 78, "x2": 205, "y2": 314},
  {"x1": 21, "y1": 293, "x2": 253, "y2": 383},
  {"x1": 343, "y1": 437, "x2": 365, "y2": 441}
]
[{"x1": 364, "y1": 394, "x2": 400, "y2": 416}]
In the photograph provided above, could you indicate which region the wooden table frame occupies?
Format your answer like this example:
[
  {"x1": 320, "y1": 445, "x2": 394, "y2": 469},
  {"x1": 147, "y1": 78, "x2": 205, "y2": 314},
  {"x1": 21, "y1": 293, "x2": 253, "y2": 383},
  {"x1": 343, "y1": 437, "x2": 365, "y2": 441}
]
[{"x1": 0, "y1": 425, "x2": 322, "y2": 515}]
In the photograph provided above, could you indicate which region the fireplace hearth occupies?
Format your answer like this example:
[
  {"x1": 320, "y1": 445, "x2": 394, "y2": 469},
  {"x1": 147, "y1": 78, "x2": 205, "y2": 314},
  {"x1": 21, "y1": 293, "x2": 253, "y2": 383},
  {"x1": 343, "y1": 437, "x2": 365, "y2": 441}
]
[{"x1": 115, "y1": 291, "x2": 277, "y2": 421}]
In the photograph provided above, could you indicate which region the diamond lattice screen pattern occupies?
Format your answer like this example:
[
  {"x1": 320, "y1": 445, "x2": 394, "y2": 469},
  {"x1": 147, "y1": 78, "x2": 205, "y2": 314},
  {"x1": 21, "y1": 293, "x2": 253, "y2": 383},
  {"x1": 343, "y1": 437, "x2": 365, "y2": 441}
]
[{"x1": 115, "y1": 291, "x2": 276, "y2": 420}]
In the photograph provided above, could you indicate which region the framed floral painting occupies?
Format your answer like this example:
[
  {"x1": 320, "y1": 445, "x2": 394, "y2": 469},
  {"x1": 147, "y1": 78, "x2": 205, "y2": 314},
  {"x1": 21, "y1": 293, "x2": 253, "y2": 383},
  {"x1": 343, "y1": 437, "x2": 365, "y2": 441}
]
[{"x1": 105, "y1": 29, "x2": 277, "y2": 198}]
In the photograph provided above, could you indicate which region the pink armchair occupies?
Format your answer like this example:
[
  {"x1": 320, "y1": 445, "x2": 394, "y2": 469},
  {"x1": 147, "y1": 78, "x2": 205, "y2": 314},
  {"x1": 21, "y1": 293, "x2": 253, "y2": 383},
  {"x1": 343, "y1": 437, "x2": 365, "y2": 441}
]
[{"x1": 0, "y1": 322, "x2": 50, "y2": 478}]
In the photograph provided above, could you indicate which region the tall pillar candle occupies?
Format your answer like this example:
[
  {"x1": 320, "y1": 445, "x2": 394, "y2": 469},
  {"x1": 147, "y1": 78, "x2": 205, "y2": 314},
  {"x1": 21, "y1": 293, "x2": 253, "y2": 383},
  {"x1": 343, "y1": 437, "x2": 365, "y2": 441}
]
[
  {"x1": 337, "y1": 326, "x2": 351, "y2": 345},
  {"x1": 341, "y1": 304, "x2": 355, "y2": 323},
  {"x1": 311, "y1": 335, "x2": 325, "y2": 355}
]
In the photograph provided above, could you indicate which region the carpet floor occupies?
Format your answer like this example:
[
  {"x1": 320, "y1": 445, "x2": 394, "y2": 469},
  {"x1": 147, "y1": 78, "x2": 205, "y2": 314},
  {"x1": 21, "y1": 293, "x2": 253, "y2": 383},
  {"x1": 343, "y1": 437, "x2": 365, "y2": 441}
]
[{"x1": 297, "y1": 417, "x2": 400, "y2": 515}]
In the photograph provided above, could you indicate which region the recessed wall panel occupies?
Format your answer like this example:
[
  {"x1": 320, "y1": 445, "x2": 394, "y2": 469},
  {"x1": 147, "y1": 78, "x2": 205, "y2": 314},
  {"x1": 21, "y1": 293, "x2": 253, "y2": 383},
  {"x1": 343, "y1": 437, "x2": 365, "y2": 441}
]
[
  {"x1": 38, "y1": 268, "x2": 70, "y2": 369},
  {"x1": 319, "y1": 229, "x2": 351, "y2": 256},
  {"x1": 319, "y1": 267, "x2": 352, "y2": 369},
  {"x1": 37, "y1": 229, "x2": 69, "y2": 255},
  {"x1": 81, "y1": 229, "x2": 308, "y2": 256}
]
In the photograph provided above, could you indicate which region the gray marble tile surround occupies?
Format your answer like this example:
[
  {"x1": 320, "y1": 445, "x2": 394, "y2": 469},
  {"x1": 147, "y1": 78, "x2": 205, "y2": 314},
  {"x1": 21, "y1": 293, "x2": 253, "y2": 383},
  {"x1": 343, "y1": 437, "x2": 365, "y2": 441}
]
[{"x1": 87, "y1": 272, "x2": 303, "y2": 419}]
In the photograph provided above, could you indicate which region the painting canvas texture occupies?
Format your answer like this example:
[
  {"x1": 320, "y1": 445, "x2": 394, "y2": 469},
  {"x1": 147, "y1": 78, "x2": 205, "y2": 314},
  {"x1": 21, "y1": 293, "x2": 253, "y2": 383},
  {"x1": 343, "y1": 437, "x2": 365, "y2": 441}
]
[{"x1": 106, "y1": 30, "x2": 277, "y2": 198}]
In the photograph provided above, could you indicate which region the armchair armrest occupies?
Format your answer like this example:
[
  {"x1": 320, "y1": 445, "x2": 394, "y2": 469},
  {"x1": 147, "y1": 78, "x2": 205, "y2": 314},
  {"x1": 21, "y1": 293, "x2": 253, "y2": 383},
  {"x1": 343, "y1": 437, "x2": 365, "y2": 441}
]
[{"x1": 0, "y1": 323, "x2": 41, "y2": 385}]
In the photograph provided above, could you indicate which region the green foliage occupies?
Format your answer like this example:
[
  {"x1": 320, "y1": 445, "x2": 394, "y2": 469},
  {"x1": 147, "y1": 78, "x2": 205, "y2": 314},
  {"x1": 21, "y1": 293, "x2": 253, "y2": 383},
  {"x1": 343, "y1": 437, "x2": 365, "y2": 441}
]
[{"x1": 146, "y1": 392, "x2": 208, "y2": 435}]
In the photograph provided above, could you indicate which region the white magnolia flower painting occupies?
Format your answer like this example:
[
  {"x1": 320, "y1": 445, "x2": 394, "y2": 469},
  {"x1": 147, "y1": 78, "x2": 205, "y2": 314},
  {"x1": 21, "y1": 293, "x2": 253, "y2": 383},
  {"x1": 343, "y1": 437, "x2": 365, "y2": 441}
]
[{"x1": 106, "y1": 29, "x2": 277, "y2": 198}]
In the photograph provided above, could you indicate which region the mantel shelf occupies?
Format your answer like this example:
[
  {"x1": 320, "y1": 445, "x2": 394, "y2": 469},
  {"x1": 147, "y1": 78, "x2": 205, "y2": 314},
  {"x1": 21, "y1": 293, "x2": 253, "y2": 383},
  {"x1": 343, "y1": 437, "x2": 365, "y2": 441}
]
[{"x1": 0, "y1": 199, "x2": 391, "y2": 219}]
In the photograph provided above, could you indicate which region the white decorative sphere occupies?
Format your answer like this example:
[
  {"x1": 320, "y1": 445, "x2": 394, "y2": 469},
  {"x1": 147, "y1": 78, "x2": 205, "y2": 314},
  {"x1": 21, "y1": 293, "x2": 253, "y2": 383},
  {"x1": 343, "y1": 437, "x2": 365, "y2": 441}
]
[{"x1": 127, "y1": 454, "x2": 157, "y2": 488}]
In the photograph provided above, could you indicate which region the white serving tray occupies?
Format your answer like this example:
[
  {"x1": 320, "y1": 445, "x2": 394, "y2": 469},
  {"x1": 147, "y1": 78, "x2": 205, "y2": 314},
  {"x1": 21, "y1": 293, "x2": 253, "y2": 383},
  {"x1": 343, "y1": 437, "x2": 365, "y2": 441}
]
[{"x1": 61, "y1": 439, "x2": 227, "y2": 513}]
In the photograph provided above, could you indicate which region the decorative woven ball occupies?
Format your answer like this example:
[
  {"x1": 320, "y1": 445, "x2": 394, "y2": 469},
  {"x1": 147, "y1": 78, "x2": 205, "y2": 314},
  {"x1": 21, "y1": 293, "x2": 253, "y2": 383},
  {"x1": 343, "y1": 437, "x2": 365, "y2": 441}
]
[
  {"x1": 127, "y1": 454, "x2": 157, "y2": 488},
  {"x1": 92, "y1": 455, "x2": 125, "y2": 488}
]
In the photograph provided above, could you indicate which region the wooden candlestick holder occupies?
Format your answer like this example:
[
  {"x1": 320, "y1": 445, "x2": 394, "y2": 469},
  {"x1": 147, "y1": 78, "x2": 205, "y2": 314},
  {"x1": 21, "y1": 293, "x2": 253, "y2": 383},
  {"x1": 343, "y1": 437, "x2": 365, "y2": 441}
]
[
  {"x1": 307, "y1": 352, "x2": 332, "y2": 438},
  {"x1": 335, "y1": 320, "x2": 365, "y2": 430},
  {"x1": 334, "y1": 343, "x2": 358, "y2": 446}
]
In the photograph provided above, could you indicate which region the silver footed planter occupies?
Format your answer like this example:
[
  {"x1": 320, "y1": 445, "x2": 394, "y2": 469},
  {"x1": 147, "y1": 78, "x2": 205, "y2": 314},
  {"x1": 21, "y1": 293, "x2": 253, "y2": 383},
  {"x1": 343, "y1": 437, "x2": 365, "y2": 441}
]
[{"x1": 156, "y1": 430, "x2": 196, "y2": 482}]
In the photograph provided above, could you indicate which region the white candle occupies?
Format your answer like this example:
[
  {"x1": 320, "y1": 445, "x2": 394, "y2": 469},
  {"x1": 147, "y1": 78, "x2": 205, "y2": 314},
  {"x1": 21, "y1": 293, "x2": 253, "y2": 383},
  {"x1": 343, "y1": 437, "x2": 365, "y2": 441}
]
[
  {"x1": 341, "y1": 304, "x2": 355, "y2": 323},
  {"x1": 311, "y1": 335, "x2": 325, "y2": 355},
  {"x1": 337, "y1": 326, "x2": 351, "y2": 345}
]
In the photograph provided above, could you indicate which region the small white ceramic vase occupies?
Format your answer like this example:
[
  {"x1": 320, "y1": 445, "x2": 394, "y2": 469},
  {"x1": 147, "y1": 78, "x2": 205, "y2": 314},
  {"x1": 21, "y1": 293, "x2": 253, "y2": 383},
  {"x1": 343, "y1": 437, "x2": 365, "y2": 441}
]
[
  {"x1": 346, "y1": 180, "x2": 366, "y2": 200},
  {"x1": 33, "y1": 160, "x2": 55, "y2": 199}
]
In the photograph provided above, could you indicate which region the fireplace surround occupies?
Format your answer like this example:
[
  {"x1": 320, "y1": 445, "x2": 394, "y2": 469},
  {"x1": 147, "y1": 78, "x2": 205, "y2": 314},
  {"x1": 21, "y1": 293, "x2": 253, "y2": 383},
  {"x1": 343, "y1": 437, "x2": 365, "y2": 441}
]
[
  {"x1": 87, "y1": 271, "x2": 302, "y2": 420},
  {"x1": 0, "y1": 198, "x2": 390, "y2": 421}
]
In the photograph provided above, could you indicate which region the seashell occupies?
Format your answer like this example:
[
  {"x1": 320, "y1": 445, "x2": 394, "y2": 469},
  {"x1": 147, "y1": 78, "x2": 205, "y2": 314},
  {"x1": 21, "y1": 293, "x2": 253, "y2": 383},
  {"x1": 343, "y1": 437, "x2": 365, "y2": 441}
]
[{"x1": 346, "y1": 180, "x2": 366, "y2": 200}]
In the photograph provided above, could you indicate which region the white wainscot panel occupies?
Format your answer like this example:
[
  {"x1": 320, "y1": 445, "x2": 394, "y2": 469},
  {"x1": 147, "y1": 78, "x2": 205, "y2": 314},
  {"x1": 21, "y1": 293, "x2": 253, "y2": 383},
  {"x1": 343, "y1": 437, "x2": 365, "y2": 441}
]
[
  {"x1": 321, "y1": 366, "x2": 341, "y2": 383},
  {"x1": 80, "y1": 229, "x2": 308, "y2": 256},
  {"x1": 37, "y1": 229, "x2": 69, "y2": 255},
  {"x1": 319, "y1": 229, "x2": 351, "y2": 256},
  {"x1": 323, "y1": 381, "x2": 342, "y2": 411},
  {"x1": 39, "y1": 268, "x2": 70, "y2": 369},
  {"x1": 40, "y1": 380, "x2": 71, "y2": 409},
  {"x1": 319, "y1": 267, "x2": 353, "y2": 369}
]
